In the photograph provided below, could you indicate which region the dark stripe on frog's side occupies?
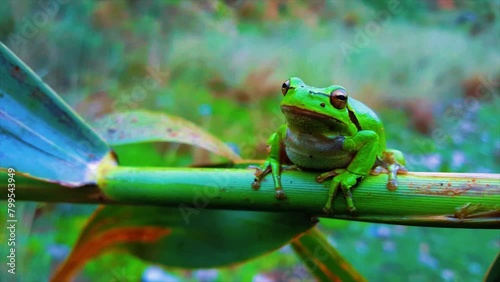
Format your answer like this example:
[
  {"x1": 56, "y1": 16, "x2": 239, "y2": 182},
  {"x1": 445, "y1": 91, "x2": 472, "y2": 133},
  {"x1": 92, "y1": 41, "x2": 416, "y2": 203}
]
[
  {"x1": 308, "y1": 90, "x2": 363, "y2": 131},
  {"x1": 348, "y1": 109, "x2": 362, "y2": 131}
]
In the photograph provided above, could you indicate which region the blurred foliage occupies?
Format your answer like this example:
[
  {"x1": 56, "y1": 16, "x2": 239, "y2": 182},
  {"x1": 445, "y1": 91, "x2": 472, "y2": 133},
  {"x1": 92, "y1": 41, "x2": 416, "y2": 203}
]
[{"x1": 0, "y1": 0, "x2": 499, "y2": 281}]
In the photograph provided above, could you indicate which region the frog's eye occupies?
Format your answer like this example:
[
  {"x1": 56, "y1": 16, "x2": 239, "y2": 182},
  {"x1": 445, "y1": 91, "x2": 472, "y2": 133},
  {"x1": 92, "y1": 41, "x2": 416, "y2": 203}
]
[
  {"x1": 330, "y1": 89, "x2": 347, "y2": 109},
  {"x1": 281, "y1": 79, "x2": 291, "y2": 96}
]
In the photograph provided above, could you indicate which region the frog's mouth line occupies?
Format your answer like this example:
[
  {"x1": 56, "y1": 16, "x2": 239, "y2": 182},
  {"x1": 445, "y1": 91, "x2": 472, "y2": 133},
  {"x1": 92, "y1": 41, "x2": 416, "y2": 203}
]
[{"x1": 281, "y1": 105, "x2": 345, "y2": 125}]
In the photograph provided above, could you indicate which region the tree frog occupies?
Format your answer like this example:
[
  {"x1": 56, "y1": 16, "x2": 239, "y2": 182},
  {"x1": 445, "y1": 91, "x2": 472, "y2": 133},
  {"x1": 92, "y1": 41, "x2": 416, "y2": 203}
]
[{"x1": 252, "y1": 77, "x2": 407, "y2": 213}]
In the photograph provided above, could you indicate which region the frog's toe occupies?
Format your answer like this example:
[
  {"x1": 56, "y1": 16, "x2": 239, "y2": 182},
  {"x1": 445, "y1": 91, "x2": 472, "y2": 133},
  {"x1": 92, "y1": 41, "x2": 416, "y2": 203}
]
[
  {"x1": 275, "y1": 188, "x2": 286, "y2": 200},
  {"x1": 251, "y1": 179, "x2": 261, "y2": 190},
  {"x1": 282, "y1": 164, "x2": 300, "y2": 171},
  {"x1": 398, "y1": 166, "x2": 409, "y2": 174},
  {"x1": 370, "y1": 166, "x2": 385, "y2": 175},
  {"x1": 386, "y1": 179, "x2": 398, "y2": 191},
  {"x1": 316, "y1": 170, "x2": 341, "y2": 183},
  {"x1": 322, "y1": 206, "x2": 333, "y2": 215},
  {"x1": 316, "y1": 175, "x2": 326, "y2": 183},
  {"x1": 347, "y1": 206, "x2": 357, "y2": 213}
]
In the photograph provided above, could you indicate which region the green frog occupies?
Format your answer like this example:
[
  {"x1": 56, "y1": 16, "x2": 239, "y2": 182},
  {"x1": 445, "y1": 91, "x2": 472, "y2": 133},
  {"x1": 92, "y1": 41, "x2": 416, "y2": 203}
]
[{"x1": 252, "y1": 77, "x2": 407, "y2": 213}]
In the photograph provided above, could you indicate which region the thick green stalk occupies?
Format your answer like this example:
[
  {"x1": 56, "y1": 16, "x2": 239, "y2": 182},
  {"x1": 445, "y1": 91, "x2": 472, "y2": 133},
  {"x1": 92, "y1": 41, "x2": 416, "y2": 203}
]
[
  {"x1": 1, "y1": 168, "x2": 499, "y2": 228},
  {"x1": 291, "y1": 227, "x2": 367, "y2": 282}
]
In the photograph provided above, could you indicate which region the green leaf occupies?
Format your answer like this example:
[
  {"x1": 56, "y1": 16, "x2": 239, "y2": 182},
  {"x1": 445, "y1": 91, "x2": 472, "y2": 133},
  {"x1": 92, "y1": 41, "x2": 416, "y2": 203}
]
[
  {"x1": 53, "y1": 206, "x2": 315, "y2": 281},
  {"x1": 0, "y1": 43, "x2": 114, "y2": 186},
  {"x1": 92, "y1": 110, "x2": 241, "y2": 162},
  {"x1": 291, "y1": 227, "x2": 366, "y2": 282},
  {"x1": 485, "y1": 251, "x2": 500, "y2": 282}
]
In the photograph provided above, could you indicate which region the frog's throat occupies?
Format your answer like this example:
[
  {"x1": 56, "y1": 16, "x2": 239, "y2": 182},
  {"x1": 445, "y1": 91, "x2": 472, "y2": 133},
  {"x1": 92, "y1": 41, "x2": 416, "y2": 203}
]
[{"x1": 281, "y1": 105, "x2": 345, "y2": 125}]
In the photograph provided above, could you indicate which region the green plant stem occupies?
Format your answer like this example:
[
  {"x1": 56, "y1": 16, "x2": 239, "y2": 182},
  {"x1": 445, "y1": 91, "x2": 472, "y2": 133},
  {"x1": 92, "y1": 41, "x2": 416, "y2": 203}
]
[
  {"x1": 291, "y1": 227, "x2": 367, "y2": 282},
  {"x1": 1, "y1": 168, "x2": 499, "y2": 228}
]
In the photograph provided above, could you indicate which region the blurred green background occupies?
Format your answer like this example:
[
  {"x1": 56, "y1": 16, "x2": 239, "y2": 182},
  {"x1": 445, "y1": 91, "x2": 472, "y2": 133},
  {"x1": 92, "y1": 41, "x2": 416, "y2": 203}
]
[{"x1": 0, "y1": 0, "x2": 499, "y2": 281}]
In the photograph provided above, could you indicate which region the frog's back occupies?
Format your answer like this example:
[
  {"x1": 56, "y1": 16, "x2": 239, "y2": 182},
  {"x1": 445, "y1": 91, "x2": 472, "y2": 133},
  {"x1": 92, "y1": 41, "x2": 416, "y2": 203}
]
[{"x1": 349, "y1": 97, "x2": 387, "y2": 153}]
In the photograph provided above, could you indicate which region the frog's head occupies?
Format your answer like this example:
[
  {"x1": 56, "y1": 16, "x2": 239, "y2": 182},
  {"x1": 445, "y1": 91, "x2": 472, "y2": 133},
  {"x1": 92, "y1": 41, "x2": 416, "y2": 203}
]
[{"x1": 280, "y1": 77, "x2": 356, "y2": 134}]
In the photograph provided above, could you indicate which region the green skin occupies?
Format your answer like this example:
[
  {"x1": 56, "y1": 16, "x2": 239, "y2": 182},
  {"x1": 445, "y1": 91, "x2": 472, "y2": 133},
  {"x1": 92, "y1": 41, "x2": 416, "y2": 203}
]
[{"x1": 252, "y1": 77, "x2": 407, "y2": 213}]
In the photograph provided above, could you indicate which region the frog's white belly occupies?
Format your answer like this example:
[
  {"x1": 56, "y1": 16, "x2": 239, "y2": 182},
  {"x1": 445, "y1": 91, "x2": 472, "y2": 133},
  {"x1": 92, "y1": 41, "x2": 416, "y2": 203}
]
[{"x1": 284, "y1": 129, "x2": 354, "y2": 170}]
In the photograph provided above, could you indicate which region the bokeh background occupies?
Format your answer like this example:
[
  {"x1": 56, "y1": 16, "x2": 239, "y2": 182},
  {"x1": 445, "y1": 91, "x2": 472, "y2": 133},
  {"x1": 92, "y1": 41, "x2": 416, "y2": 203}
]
[{"x1": 0, "y1": 0, "x2": 499, "y2": 281}]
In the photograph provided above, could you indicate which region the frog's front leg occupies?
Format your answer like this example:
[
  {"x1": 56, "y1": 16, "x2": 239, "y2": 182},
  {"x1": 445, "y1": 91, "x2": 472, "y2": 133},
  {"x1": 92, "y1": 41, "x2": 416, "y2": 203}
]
[
  {"x1": 252, "y1": 125, "x2": 288, "y2": 199},
  {"x1": 371, "y1": 149, "x2": 408, "y2": 191},
  {"x1": 321, "y1": 131, "x2": 379, "y2": 214}
]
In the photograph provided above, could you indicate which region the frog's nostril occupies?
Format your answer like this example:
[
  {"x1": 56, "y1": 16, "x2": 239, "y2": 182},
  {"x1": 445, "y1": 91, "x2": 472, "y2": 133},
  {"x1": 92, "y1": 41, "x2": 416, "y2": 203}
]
[{"x1": 320, "y1": 103, "x2": 325, "y2": 107}]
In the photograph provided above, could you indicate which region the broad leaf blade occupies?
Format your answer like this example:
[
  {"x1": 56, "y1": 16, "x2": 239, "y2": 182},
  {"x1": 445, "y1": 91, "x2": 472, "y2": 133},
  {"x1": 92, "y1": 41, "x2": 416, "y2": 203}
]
[
  {"x1": 53, "y1": 206, "x2": 315, "y2": 280},
  {"x1": 127, "y1": 209, "x2": 314, "y2": 268},
  {"x1": 291, "y1": 227, "x2": 366, "y2": 282},
  {"x1": 92, "y1": 110, "x2": 241, "y2": 161},
  {"x1": 0, "y1": 43, "x2": 113, "y2": 186}
]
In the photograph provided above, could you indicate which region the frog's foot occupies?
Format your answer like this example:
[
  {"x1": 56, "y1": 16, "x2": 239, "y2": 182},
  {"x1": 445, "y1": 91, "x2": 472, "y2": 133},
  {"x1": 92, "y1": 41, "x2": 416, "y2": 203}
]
[
  {"x1": 322, "y1": 206, "x2": 334, "y2": 215},
  {"x1": 252, "y1": 172, "x2": 286, "y2": 199},
  {"x1": 251, "y1": 164, "x2": 271, "y2": 190},
  {"x1": 282, "y1": 164, "x2": 300, "y2": 171},
  {"x1": 454, "y1": 202, "x2": 480, "y2": 219},
  {"x1": 316, "y1": 169, "x2": 343, "y2": 183},
  {"x1": 251, "y1": 162, "x2": 287, "y2": 200},
  {"x1": 384, "y1": 163, "x2": 408, "y2": 191},
  {"x1": 275, "y1": 187, "x2": 286, "y2": 200},
  {"x1": 323, "y1": 170, "x2": 363, "y2": 214}
]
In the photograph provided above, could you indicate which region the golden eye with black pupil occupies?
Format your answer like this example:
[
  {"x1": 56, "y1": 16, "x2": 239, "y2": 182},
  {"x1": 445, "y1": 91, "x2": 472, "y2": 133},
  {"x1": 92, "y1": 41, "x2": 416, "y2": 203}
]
[
  {"x1": 330, "y1": 89, "x2": 347, "y2": 109},
  {"x1": 281, "y1": 79, "x2": 291, "y2": 96}
]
